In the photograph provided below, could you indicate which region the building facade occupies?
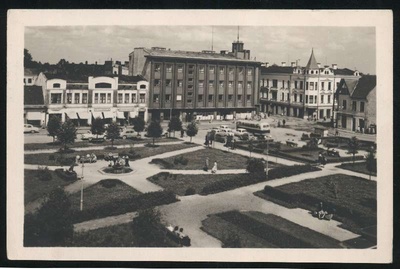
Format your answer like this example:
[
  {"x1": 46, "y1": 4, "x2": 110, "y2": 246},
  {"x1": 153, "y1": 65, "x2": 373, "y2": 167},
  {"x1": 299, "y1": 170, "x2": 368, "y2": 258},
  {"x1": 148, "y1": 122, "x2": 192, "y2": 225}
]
[
  {"x1": 24, "y1": 85, "x2": 47, "y2": 127},
  {"x1": 41, "y1": 74, "x2": 149, "y2": 126},
  {"x1": 129, "y1": 41, "x2": 261, "y2": 121},
  {"x1": 336, "y1": 75, "x2": 376, "y2": 133},
  {"x1": 260, "y1": 50, "x2": 361, "y2": 121}
]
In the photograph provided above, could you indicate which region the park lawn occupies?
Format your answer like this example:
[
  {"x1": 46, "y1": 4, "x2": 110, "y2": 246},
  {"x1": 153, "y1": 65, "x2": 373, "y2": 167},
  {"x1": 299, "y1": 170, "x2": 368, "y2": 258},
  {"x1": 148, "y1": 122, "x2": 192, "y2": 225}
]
[
  {"x1": 71, "y1": 222, "x2": 179, "y2": 247},
  {"x1": 24, "y1": 169, "x2": 77, "y2": 205},
  {"x1": 201, "y1": 211, "x2": 343, "y2": 248},
  {"x1": 24, "y1": 142, "x2": 197, "y2": 166},
  {"x1": 337, "y1": 161, "x2": 377, "y2": 177},
  {"x1": 24, "y1": 137, "x2": 181, "y2": 151},
  {"x1": 68, "y1": 179, "x2": 142, "y2": 212},
  {"x1": 256, "y1": 174, "x2": 376, "y2": 236}
]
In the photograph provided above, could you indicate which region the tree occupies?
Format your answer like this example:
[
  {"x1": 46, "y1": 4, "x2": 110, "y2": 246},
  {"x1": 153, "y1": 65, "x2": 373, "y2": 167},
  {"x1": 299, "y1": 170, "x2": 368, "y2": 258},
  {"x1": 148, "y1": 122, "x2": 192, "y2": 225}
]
[
  {"x1": 168, "y1": 116, "x2": 182, "y2": 137},
  {"x1": 24, "y1": 188, "x2": 73, "y2": 246},
  {"x1": 347, "y1": 136, "x2": 359, "y2": 165},
  {"x1": 47, "y1": 115, "x2": 61, "y2": 143},
  {"x1": 132, "y1": 116, "x2": 145, "y2": 133},
  {"x1": 147, "y1": 120, "x2": 163, "y2": 145},
  {"x1": 366, "y1": 148, "x2": 376, "y2": 180},
  {"x1": 24, "y1": 48, "x2": 33, "y2": 67},
  {"x1": 186, "y1": 121, "x2": 198, "y2": 143},
  {"x1": 131, "y1": 208, "x2": 163, "y2": 247},
  {"x1": 91, "y1": 117, "x2": 105, "y2": 139},
  {"x1": 106, "y1": 122, "x2": 120, "y2": 148},
  {"x1": 57, "y1": 119, "x2": 77, "y2": 151},
  {"x1": 246, "y1": 158, "x2": 265, "y2": 179}
]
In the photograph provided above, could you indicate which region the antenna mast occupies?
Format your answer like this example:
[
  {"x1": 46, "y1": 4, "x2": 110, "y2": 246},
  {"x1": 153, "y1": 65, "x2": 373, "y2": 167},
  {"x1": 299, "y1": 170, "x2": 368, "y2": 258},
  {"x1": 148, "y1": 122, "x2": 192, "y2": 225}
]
[
  {"x1": 211, "y1": 26, "x2": 214, "y2": 51},
  {"x1": 237, "y1": 26, "x2": 240, "y2": 42}
]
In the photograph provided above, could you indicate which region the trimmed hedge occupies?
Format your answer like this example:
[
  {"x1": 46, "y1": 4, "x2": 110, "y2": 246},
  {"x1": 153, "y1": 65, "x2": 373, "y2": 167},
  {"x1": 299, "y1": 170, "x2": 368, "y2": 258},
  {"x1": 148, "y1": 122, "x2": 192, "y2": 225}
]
[
  {"x1": 71, "y1": 190, "x2": 178, "y2": 223},
  {"x1": 150, "y1": 158, "x2": 175, "y2": 169},
  {"x1": 54, "y1": 168, "x2": 78, "y2": 181},
  {"x1": 201, "y1": 165, "x2": 320, "y2": 195}
]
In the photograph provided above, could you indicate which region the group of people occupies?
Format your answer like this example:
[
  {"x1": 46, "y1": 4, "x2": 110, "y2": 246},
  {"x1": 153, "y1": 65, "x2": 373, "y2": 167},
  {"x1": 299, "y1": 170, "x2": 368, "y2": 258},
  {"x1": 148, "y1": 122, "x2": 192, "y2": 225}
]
[
  {"x1": 75, "y1": 153, "x2": 97, "y2": 164},
  {"x1": 313, "y1": 202, "x2": 335, "y2": 220},
  {"x1": 203, "y1": 157, "x2": 218, "y2": 174},
  {"x1": 107, "y1": 153, "x2": 130, "y2": 168},
  {"x1": 318, "y1": 152, "x2": 327, "y2": 166}
]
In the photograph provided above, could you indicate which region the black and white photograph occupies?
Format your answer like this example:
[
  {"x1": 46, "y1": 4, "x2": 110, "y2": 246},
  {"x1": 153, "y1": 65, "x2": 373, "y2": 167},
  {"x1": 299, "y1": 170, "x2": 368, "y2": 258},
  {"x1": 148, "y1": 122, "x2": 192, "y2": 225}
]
[{"x1": 6, "y1": 9, "x2": 393, "y2": 263}]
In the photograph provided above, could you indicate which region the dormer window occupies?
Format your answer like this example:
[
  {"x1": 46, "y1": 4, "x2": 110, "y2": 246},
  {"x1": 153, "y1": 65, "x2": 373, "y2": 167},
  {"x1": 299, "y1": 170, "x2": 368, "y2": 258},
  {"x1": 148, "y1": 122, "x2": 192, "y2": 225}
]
[{"x1": 53, "y1": 83, "x2": 61, "y2": 88}]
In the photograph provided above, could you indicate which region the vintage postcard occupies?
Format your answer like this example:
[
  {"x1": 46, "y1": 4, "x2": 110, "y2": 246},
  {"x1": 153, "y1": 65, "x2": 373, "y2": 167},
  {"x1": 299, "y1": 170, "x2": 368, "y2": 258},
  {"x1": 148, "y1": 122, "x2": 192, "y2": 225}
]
[{"x1": 6, "y1": 9, "x2": 393, "y2": 263}]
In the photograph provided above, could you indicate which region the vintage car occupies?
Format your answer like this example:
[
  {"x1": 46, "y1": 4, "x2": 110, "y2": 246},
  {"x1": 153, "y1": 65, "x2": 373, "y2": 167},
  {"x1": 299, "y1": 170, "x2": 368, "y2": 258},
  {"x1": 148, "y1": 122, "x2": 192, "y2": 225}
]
[{"x1": 24, "y1": 124, "x2": 40, "y2": 133}]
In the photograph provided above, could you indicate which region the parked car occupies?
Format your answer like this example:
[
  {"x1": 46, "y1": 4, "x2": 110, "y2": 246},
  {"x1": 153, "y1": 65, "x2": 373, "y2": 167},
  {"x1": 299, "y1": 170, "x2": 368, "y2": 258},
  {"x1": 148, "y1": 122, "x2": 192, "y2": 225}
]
[
  {"x1": 120, "y1": 130, "x2": 141, "y2": 140},
  {"x1": 254, "y1": 133, "x2": 274, "y2": 142},
  {"x1": 216, "y1": 128, "x2": 233, "y2": 137},
  {"x1": 219, "y1": 125, "x2": 231, "y2": 130},
  {"x1": 233, "y1": 128, "x2": 249, "y2": 139},
  {"x1": 215, "y1": 133, "x2": 227, "y2": 143},
  {"x1": 81, "y1": 131, "x2": 106, "y2": 141},
  {"x1": 24, "y1": 124, "x2": 40, "y2": 133}
]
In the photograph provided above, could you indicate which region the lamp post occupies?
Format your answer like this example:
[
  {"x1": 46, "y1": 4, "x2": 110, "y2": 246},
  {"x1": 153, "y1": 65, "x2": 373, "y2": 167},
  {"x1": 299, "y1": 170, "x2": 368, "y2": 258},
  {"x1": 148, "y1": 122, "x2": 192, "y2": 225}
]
[
  {"x1": 265, "y1": 139, "x2": 269, "y2": 179},
  {"x1": 79, "y1": 159, "x2": 84, "y2": 211}
]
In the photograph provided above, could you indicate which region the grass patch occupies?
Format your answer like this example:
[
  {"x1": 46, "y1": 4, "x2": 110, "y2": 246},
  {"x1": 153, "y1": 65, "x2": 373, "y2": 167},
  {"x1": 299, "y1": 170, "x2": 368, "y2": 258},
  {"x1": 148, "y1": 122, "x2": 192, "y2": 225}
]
[
  {"x1": 256, "y1": 174, "x2": 376, "y2": 238},
  {"x1": 148, "y1": 165, "x2": 320, "y2": 196},
  {"x1": 24, "y1": 169, "x2": 77, "y2": 205},
  {"x1": 201, "y1": 211, "x2": 343, "y2": 248},
  {"x1": 25, "y1": 143, "x2": 197, "y2": 166},
  {"x1": 337, "y1": 161, "x2": 377, "y2": 177},
  {"x1": 70, "y1": 222, "x2": 179, "y2": 247}
]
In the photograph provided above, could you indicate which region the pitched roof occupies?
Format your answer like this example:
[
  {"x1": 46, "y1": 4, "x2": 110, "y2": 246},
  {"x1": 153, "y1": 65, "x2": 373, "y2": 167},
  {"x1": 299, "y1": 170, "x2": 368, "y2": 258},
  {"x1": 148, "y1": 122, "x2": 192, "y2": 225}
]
[
  {"x1": 261, "y1": 65, "x2": 295, "y2": 74},
  {"x1": 144, "y1": 48, "x2": 259, "y2": 63},
  {"x1": 351, "y1": 75, "x2": 376, "y2": 99},
  {"x1": 24, "y1": 86, "x2": 44, "y2": 105},
  {"x1": 333, "y1": 68, "x2": 356, "y2": 76},
  {"x1": 305, "y1": 49, "x2": 319, "y2": 69},
  {"x1": 24, "y1": 68, "x2": 39, "y2": 76},
  {"x1": 118, "y1": 75, "x2": 147, "y2": 83}
]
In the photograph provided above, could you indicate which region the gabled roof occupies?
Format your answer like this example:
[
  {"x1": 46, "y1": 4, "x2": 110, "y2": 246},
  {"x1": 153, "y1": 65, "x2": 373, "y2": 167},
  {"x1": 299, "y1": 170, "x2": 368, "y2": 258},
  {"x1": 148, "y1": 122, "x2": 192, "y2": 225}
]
[
  {"x1": 24, "y1": 86, "x2": 44, "y2": 105},
  {"x1": 305, "y1": 49, "x2": 319, "y2": 69},
  {"x1": 351, "y1": 75, "x2": 376, "y2": 99},
  {"x1": 333, "y1": 68, "x2": 357, "y2": 76},
  {"x1": 24, "y1": 68, "x2": 39, "y2": 76}
]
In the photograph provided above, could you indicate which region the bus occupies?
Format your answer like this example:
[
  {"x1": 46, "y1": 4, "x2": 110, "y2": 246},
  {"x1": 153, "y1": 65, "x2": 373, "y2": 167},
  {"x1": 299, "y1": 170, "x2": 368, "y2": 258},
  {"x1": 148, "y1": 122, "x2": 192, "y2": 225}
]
[{"x1": 236, "y1": 120, "x2": 271, "y2": 134}]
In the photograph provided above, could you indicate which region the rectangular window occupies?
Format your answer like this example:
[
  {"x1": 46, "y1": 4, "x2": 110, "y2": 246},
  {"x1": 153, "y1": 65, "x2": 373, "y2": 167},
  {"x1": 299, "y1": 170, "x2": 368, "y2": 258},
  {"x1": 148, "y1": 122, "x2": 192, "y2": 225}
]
[
  {"x1": 188, "y1": 78, "x2": 193, "y2": 83},
  {"x1": 209, "y1": 81, "x2": 214, "y2": 88},
  {"x1": 74, "y1": 93, "x2": 80, "y2": 104},
  {"x1": 166, "y1": 80, "x2": 171, "y2": 87},
  {"x1": 219, "y1": 67, "x2": 224, "y2": 75},
  {"x1": 218, "y1": 94, "x2": 223, "y2": 102},
  {"x1": 153, "y1": 94, "x2": 159, "y2": 102},
  {"x1": 237, "y1": 94, "x2": 242, "y2": 101},
  {"x1": 321, "y1": 82, "x2": 325, "y2": 90},
  {"x1": 272, "y1": 80, "x2": 278, "y2": 87},
  {"x1": 328, "y1": 82, "x2": 332, "y2": 91},
  {"x1": 247, "y1": 69, "x2": 252, "y2": 76},
  {"x1": 187, "y1": 99, "x2": 192, "y2": 103},
  {"x1": 166, "y1": 64, "x2": 172, "y2": 73},
  {"x1": 299, "y1": 94, "x2": 303, "y2": 103},
  {"x1": 187, "y1": 92, "x2": 193, "y2": 97},
  {"x1": 238, "y1": 67, "x2": 243, "y2": 74},
  {"x1": 94, "y1": 93, "x2": 99, "y2": 103},
  {"x1": 198, "y1": 95, "x2": 203, "y2": 102},
  {"x1": 82, "y1": 93, "x2": 88, "y2": 104},
  {"x1": 199, "y1": 81, "x2": 204, "y2": 88},
  {"x1": 107, "y1": 93, "x2": 111, "y2": 103},
  {"x1": 228, "y1": 81, "x2": 233, "y2": 88},
  {"x1": 328, "y1": 95, "x2": 331, "y2": 104},
  {"x1": 131, "y1": 93, "x2": 136, "y2": 103},
  {"x1": 310, "y1": 95, "x2": 314, "y2": 104},
  {"x1": 360, "y1": 101, "x2": 365, "y2": 112},
  {"x1": 209, "y1": 67, "x2": 215, "y2": 74},
  {"x1": 125, "y1": 93, "x2": 129, "y2": 103},
  {"x1": 267, "y1": 79, "x2": 270, "y2": 87},
  {"x1": 300, "y1": 81, "x2": 303, "y2": 89},
  {"x1": 315, "y1": 83, "x2": 318, "y2": 90},
  {"x1": 188, "y1": 65, "x2": 194, "y2": 69},
  {"x1": 321, "y1": 95, "x2": 324, "y2": 104},
  {"x1": 28, "y1": 78, "x2": 32, "y2": 83},
  {"x1": 294, "y1": 93, "x2": 297, "y2": 102},
  {"x1": 295, "y1": 81, "x2": 298, "y2": 89},
  {"x1": 228, "y1": 94, "x2": 233, "y2": 102},
  {"x1": 208, "y1": 95, "x2": 213, "y2": 102},
  {"x1": 343, "y1": 100, "x2": 347, "y2": 109},
  {"x1": 282, "y1": 80, "x2": 285, "y2": 88},
  {"x1": 352, "y1": 101, "x2": 357, "y2": 111},
  {"x1": 154, "y1": 64, "x2": 161, "y2": 72},
  {"x1": 305, "y1": 95, "x2": 308, "y2": 104},
  {"x1": 177, "y1": 65, "x2": 183, "y2": 73},
  {"x1": 118, "y1": 93, "x2": 123, "y2": 103},
  {"x1": 165, "y1": 94, "x2": 171, "y2": 102},
  {"x1": 100, "y1": 93, "x2": 106, "y2": 104},
  {"x1": 176, "y1": 94, "x2": 182, "y2": 101},
  {"x1": 140, "y1": 94, "x2": 146, "y2": 103},
  {"x1": 309, "y1": 82, "x2": 314, "y2": 90},
  {"x1": 154, "y1": 79, "x2": 160, "y2": 87},
  {"x1": 199, "y1": 66, "x2": 205, "y2": 74},
  {"x1": 246, "y1": 95, "x2": 251, "y2": 101},
  {"x1": 247, "y1": 82, "x2": 252, "y2": 89},
  {"x1": 229, "y1": 68, "x2": 234, "y2": 75},
  {"x1": 219, "y1": 81, "x2": 224, "y2": 88},
  {"x1": 50, "y1": 93, "x2": 62, "y2": 104},
  {"x1": 287, "y1": 93, "x2": 290, "y2": 101},
  {"x1": 177, "y1": 80, "x2": 183, "y2": 87},
  {"x1": 238, "y1": 82, "x2": 243, "y2": 88},
  {"x1": 281, "y1": 93, "x2": 285, "y2": 101},
  {"x1": 66, "y1": 93, "x2": 72, "y2": 104}
]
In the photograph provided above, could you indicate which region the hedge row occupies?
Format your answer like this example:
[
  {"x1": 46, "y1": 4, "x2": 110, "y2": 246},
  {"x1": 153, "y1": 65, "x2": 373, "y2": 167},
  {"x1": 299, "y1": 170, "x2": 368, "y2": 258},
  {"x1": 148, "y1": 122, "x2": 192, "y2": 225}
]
[
  {"x1": 150, "y1": 158, "x2": 175, "y2": 169},
  {"x1": 201, "y1": 165, "x2": 320, "y2": 195},
  {"x1": 71, "y1": 190, "x2": 178, "y2": 223},
  {"x1": 54, "y1": 168, "x2": 78, "y2": 181}
]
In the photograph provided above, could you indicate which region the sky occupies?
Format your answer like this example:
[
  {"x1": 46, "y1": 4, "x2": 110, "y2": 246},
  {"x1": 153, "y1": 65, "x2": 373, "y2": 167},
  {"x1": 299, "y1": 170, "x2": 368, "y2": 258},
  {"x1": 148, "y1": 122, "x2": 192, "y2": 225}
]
[{"x1": 25, "y1": 26, "x2": 376, "y2": 74}]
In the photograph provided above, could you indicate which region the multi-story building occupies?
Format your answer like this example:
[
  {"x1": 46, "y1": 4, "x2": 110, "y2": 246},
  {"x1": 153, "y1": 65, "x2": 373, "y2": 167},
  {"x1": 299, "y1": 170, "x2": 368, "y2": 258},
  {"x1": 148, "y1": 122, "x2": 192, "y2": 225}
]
[
  {"x1": 260, "y1": 49, "x2": 361, "y2": 121},
  {"x1": 43, "y1": 74, "x2": 149, "y2": 126},
  {"x1": 336, "y1": 75, "x2": 376, "y2": 133},
  {"x1": 24, "y1": 85, "x2": 46, "y2": 127},
  {"x1": 129, "y1": 40, "x2": 261, "y2": 121}
]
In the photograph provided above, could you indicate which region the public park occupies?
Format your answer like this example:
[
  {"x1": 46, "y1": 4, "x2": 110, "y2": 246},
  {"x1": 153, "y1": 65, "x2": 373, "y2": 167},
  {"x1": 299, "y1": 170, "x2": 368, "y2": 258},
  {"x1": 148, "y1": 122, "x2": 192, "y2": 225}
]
[{"x1": 23, "y1": 114, "x2": 377, "y2": 248}]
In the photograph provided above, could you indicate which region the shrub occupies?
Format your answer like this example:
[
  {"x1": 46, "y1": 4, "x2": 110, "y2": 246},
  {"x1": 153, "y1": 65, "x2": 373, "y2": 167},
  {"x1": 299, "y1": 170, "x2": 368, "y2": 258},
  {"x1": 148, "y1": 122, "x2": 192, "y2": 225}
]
[
  {"x1": 246, "y1": 158, "x2": 265, "y2": 174},
  {"x1": 150, "y1": 158, "x2": 174, "y2": 169},
  {"x1": 185, "y1": 187, "x2": 196, "y2": 196},
  {"x1": 54, "y1": 168, "x2": 78, "y2": 181},
  {"x1": 99, "y1": 179, "x2": 120, "y2": 188},
  {"x1": 37, "y1": 167, "x2": 52, "y2": 181}
]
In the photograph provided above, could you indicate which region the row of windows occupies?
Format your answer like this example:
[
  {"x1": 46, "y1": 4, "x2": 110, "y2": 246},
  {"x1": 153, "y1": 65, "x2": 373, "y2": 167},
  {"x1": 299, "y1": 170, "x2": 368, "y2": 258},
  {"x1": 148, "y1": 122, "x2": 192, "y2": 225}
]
[
  {"x1": 153, "y1": 94, "x2": 252, "y2": 103},
  {"x1": 50, "y1": 93, "x2": 146, "y2": 104},
  {"x1": 262, "y1": 79, "x2": 338, "y2": 91},
  {"x1": 264, "y1": 92, "x2": 332, "y2": 104},
  {"x1": 342, "y1": 100, "x2": 365, "y2": 112},
  {"x1": 154, "y1": 79, "x2": 252, "y2": 89},
  {"x1": 154, "y1": 64, "x2": 253, "y2": 76}
]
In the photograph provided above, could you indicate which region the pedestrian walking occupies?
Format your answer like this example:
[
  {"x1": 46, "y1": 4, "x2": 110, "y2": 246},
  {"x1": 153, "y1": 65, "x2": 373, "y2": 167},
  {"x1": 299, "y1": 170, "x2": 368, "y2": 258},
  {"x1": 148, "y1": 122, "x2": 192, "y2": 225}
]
[
  {"x1": 282, "y1": 119, "x2": 286, "y2": 126},
  {"x1": 211, "y1": 161, "x2": 218, "y2": 174},
  {"x1": 204, "y1": 157, "x2": 209, "y2": 171},
  {"x1": 125, "y1": 155, "x2": 130, "y2": 167},
  {"x1": 231, "y1": 138, "x2": 236, "y2": 150},
  {"x1": 204, "y1": 134, "x2": 209, "y2": 147},
  {"x1": 180, "y1": 129, "x2": 184, "y2": 138}
]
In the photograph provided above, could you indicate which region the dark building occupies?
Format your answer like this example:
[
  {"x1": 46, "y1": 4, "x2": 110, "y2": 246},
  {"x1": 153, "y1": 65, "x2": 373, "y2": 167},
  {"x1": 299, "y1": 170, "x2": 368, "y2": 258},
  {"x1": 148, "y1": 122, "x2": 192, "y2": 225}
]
[{"x1": 129, "y1": 40, "x2": 261, "y2": 121}]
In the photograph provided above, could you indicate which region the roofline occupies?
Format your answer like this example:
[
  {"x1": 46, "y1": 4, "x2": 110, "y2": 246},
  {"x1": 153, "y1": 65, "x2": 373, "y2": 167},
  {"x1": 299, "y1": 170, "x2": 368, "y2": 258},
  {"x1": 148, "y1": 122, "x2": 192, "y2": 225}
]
[{"x1": 144, "y1": 54, "x2": 261, "y2": 64}]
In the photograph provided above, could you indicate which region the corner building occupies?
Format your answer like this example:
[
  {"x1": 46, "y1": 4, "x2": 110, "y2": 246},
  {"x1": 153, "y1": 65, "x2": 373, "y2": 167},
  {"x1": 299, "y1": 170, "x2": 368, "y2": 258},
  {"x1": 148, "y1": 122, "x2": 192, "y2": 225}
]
[{"x1": 129, "y1": 41, "x2": 261, "y2": 121}]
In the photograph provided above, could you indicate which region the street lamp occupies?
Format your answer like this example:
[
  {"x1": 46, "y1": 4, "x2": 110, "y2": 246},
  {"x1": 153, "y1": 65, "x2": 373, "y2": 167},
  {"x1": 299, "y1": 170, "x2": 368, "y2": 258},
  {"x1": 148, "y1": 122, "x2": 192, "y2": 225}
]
[{"x1": 78, "y1": 157, "x2": 85, "y2": 211}]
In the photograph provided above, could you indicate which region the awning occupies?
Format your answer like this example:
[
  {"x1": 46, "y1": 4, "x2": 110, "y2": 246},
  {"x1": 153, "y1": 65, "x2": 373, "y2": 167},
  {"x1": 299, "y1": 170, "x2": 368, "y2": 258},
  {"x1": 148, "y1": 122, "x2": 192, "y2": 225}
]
[
  {"x1": 77, "y1": 111, "x2": 90, "y2": 120},
  {"x1": 129, "y1": 111, "x2": 138, "y2": 118},
  {"x1": 102, "y1": 111, "x2": 114, "y2": 119},
  {"x1": 92, "y1": 112, "x2": 103, "y2": 119},
  {"x1": 26, "y1": 111, "x2": 42, "y2": 120},
  {"x1": 117, "y1": 111, "x2": 125, "y2": 119},
  {"x1": 66, "y1": 112, "x2": 78, "y2": 119}
]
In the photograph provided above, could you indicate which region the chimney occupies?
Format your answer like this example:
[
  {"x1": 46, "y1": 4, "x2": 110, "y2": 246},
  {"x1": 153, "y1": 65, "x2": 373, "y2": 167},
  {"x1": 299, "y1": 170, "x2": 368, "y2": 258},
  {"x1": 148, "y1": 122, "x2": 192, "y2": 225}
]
[
  {"x1": 265, "y1": 62, "x2": 269, "y2": 68},
  {"x1": 281, "y1": 62, "x2": 286, "y2": 67},
  {"x1": 291, "y1": 62, "x2": 296, "y2": 67},
  {"x1": 332, "y1": 64, "x2": 337, "y2": 70},
  {"x1": 317, "y1": 63, "x2": 321, "y2": 68}
]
